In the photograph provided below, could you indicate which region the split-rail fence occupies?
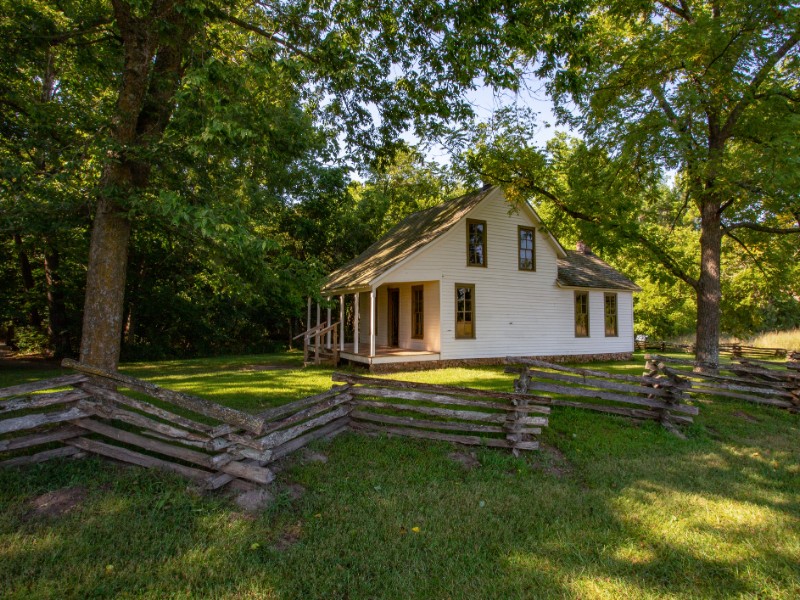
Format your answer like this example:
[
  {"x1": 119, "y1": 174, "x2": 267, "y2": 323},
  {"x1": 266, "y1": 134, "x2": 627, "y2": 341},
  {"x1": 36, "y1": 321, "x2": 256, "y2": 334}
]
[
  {"x1": 506, "y1": 357, "x2": 697, "y2": 435},
  {"x1": 1, "y1": 361, "x2": 547, "y2": 487}
]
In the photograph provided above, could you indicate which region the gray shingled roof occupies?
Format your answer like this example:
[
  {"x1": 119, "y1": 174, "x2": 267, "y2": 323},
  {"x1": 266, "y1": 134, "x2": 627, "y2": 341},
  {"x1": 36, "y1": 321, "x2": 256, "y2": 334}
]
[
  {"x1": 557, "y1": 250, "x2": 641, "y2": 291},
  {"x1": 322, "y1": 185, "x2": 494, "y2": 294}
]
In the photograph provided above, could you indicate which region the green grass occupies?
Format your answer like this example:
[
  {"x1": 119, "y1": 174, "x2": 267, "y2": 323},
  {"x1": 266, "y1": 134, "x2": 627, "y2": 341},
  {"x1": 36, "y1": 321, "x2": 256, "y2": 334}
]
[{"x1": 1, "y1": 352, "x2": 799, "y2": 598}]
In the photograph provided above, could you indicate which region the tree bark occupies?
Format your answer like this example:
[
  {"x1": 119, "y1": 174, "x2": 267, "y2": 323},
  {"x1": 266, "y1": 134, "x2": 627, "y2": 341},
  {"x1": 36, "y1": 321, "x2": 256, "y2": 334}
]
[
  {"x1": 695, "y1": 196, "x2": 723, "y2": 370},
  {"x1": 43, "y1": 242, "x2": 72, "y2": 358}
]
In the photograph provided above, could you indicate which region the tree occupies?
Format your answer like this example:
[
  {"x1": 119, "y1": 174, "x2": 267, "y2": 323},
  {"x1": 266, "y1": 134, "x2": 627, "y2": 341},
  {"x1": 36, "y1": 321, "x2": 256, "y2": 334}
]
[
  {"x1": 8, "y1": 0, "x2": 525, "y2": 370},
  {"x1": 502, "y1": 0, "x2": 800, "y2": 367}
]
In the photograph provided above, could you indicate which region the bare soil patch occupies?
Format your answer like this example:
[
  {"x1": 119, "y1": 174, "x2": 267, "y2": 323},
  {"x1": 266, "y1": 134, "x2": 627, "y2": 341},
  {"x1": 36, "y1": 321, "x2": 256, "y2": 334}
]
[
  {"x1": 534, "y1": 444, "x2": 573, "y2": 478},
  {"x1": 733, "y1": 410, "x2": 761, "y2": 423},
  {"x1": 448, "y1": 450, "x2": 480, "y2": 470},
  {"x1": 273, "y1": 521, "x2": 302, "y2": 551},
  {"x1": 24, "y1": 486, "x2": 87, "y2": 520}
]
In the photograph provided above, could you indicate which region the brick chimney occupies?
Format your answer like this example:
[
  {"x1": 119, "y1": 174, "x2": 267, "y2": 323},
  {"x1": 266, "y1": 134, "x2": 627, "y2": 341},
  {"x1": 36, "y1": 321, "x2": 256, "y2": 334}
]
[{"x1": 576, "y1": 240, "x2": 592, "y2": 255}]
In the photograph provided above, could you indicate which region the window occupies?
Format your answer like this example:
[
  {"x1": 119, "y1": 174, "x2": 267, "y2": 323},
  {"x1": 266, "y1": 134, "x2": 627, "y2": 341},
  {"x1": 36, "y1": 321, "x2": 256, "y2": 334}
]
[
  {"x1": 412, "y1": 285, "x2": 424, "y2": 339},
  {"x1": 604, "y1": 293, "x2": 618, "y2": 337},
  {"x1": 466, "y1": 219, "x2": 487, "y2": 267},
  {"x1": 455, "y1": 284, "x2": 475, "y2": 339},
  {"x1": 518, "y1": 226, "x2": 536, "y2": 271},
  {"x1": 574, "y1": 292, "x2": 589, "y2": 337}
]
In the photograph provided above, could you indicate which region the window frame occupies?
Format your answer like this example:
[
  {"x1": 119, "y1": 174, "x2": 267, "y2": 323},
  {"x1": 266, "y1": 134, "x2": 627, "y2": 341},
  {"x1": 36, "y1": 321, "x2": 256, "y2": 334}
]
[
  {"x1": 518, "y1": 226, "x2": 536, "y2": 271},
  {"x1": 411, "y1": 285, "x2": 424, "y2": 340},
  {"x1": 454, "y1": 283, "x2": 476, "y2": 339},
  {"x1": 574, "y1": 291, "x2": 590, "y2": 338},
  {"x1": 604, "y1": 292, "x2": 618, "y2": 337},
  {"x1": 466, "y1": 219, "x2": 487, "y2": 267}
]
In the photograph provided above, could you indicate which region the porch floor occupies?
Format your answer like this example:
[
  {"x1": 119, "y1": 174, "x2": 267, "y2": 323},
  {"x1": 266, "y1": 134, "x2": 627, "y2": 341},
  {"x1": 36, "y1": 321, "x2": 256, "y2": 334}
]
[{"x1": 338, "y1": 343, "x2": 440, "y2": 365}]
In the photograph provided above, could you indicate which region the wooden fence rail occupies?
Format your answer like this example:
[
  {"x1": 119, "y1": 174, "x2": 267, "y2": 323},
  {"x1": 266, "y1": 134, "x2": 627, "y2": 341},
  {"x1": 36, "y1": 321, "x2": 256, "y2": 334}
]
[
  {"x1": 506, "y1": 357, "x2": 696, "y2": 435},
  {"x1": 332, "y1": 372, "x2": 549, "y2": 455},
  {"x1": 2, "y1": 364, "x2": 547, "y2": 487},
  {"x1": 646, "y1": 354, "x2": 799, "y2": 412}
]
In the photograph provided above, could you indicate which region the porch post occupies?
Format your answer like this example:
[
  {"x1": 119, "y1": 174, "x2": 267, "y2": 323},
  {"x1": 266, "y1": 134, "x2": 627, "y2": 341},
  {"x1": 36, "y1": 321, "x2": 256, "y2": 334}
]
[
  {"x1": 339, "y1": 295, "x2": 345, "y2": 352},
  {"x1": 369, "y1": 287, "x2": 376, "y2": 357},
  {"x1": 326, "y1": 299, "x2": 332, "y2": 349},
  {"x1": 316, "y1": 302, "x2": 321, "y2": 327},
  {"x1": 306, "y1": 297, "x2": 311, "y2": 332},
  {"x1": 354, "y1": 292, "x2": 360, "y2": 354}
]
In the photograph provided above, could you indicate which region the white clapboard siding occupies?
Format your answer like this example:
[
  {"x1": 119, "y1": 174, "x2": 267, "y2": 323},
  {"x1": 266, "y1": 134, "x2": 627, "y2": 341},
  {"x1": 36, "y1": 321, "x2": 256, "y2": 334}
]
[{"x1": 372, "y1": 188, "x2": 634, "y2": 360}]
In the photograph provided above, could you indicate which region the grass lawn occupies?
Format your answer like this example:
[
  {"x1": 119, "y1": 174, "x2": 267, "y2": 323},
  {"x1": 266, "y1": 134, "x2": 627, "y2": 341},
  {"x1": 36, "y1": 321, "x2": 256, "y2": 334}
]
[{"x1": 1, "y1": 352, "x2": 799, "y2": 599}]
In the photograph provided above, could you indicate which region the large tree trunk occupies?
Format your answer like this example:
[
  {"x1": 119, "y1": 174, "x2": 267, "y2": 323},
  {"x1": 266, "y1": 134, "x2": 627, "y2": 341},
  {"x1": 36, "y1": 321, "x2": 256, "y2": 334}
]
[
  {"x1": 78, "y1": 0, "x2": 189, "y2": 371},
  {"x1": 695, "y1": 197, "x2": 723, "y2": 370},
  {"x1": 43, "y1": 242, "x2": 72, "y2": 359},
  {"x1": 79, "y1": 197, "x2": 132, "y2": 370}
]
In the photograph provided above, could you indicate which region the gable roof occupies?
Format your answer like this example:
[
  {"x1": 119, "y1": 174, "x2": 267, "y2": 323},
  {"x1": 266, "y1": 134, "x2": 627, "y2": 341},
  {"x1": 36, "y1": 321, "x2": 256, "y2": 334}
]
[
  {"x1": 557, "y1": 250, "x2": 641, "y2": 292},
  {"x1": 322, "y1": 185, "x2": 495, "y2": 294},
  {"x1": 322, "y1": 184, "x2": 640, "y2": 294}
]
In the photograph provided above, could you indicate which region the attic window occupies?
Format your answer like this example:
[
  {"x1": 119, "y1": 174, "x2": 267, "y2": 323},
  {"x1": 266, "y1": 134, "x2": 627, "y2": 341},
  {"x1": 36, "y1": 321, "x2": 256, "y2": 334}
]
[
  {"x1": 518, "y1": 226, "x2": 535, "y2": 271},
  {"x1": 467, "y1": 219, "x2": 487, "y2": 267}
]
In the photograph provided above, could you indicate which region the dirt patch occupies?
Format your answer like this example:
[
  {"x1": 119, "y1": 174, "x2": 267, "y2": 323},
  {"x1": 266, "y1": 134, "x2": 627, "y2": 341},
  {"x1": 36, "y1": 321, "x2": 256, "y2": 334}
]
[
  {"x1": 733, "y1": 410, "x2": 761, "y2": 423},
  {"x1": 299, "y1": 449, "x2": 328, "y2": 464},
  {"x1": 534, "y1": 444, "x2": 573, "y2": 478},
  {"x1": 281, "y1": 482, "x2": 306, "y2": 501},
  {"x1": 24, "y1": 486, "x2": 87, "y2": 520},
  {"x1": 234, "y1": 489, "x2": 273, "y2": 513},
  {"x1": 273, "y1": 521, "x2": 302, "y2": 551},
  {"x1": 448, "y1": 450, "x2": 480, "y2": 470},
  {"x1": 239, "y1": 364, "x2": 295, "y2": 372}
]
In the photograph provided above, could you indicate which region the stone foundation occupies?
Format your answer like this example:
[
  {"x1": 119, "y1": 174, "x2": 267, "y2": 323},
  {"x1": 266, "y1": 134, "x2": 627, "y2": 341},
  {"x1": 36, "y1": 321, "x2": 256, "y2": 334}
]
[{"x1": 366, "y1": 352, "x2": 633, "y2": 374}]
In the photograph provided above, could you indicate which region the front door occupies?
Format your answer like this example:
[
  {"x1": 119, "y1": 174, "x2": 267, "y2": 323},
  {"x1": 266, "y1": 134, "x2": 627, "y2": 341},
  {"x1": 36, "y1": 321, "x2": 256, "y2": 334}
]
[{"x1": 388, "y1": 288, "x2": 400, "y2": 347}]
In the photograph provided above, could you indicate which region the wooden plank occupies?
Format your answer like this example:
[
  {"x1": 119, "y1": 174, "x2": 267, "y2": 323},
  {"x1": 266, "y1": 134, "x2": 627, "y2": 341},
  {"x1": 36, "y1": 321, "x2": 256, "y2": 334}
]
[
  {"x1": 0, "y1": 406, "x2": 92, "y2": 435},
  {"x1": 680, "y1": 368, "x2": 794, "y2": 388},
  {"x1": 80, "y1": 400, "x2": 213, "y2": 445},
  {"x1": 519, "y1": 368, "x2": 678, "y2": 398},
  {"x1": 0, "y1": 374, "x2": 88, "y2": 399},
  {"x1": 351, "y1": 410, "x2": 542, "y2": 435},
  {"x1": 270, "y1": 416, "x2": 350, "y2": 460},
  {"x1": 0, "y1": 425, "x2": 85, "y2": 452},
  {"x1": 1, "y1": 389, "x2": 90, "y2": 415},
  {"x1": 75, "y1": 417, "x2": 273, "y2": 483},
  {"x1": 523, "y1": 381, "x2": 699, "y2": 415},
  {"x1": 63, "y1": 359, "x2": 266, "y2": 434},
  {"x1": 65, "y1": 437, "x2": 212, "y2": 481},
  {"x1": 350, "y1": 421, "x2": 539, "y2": 451},
  {"x1": 260, "y1": 393, "x2": 353, "y2": 436},
  {"x1": 332, "y1": 373, "x2": 552, "y2": 410},
  {"x1": 255, "y1": 385, "x2": 351, "y2": 423},
  {"x1": 353, "y1": 399, "x2": 548, "y2": 425},
  {"x1": 349, "y1": 385, "x2": 551, "y2": 414},
  {"x1": 259, "y1": 406, "x2": 351, "y2": 449},
  {"x1": 79, "y1": 382, "x2": 216, "y2": 434},
  {"x1": 507, "y1": 358, "x2": 682, "y2": 385},
  {"x1": 688, "y1": 379, "x2": 795, "y2": 398},
  {"x1": 545, "y1": 398, "x2": 693, "y2": 424},
  {"x1": 0, "y1": 446, "x2": 81, "y2": 467},
  {"x1": 726, "y1": 365, "x2": 799, "y2": 383},
  {"x1": 688, "y1": 387, "x2": 794, "y2": 408}
]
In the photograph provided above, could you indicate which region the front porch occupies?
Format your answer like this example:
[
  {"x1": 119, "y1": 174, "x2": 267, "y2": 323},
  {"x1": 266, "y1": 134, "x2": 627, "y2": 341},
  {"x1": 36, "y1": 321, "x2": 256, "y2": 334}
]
[{"x1": 339, "y1": 343, "x2": 440, "y2": 366}]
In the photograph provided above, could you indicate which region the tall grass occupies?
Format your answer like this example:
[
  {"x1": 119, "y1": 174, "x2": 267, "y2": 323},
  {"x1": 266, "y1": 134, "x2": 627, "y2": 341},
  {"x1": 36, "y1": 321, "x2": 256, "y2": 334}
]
[{"x1": 667, "y1": 328, "x2": 800, "y2": 351}]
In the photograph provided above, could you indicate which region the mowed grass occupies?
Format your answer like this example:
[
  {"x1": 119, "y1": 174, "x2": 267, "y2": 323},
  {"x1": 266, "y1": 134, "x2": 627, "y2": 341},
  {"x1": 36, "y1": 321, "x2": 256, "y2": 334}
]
[{"x1": 1, "y1": 352, "x2": 799, "y2": 599}]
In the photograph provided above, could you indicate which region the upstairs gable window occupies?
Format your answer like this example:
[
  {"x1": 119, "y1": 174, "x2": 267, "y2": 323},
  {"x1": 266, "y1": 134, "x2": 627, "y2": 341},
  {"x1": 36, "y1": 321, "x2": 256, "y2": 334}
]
[
  {"x1": 467, "y1": 219, "x2": 487, "y2": 267},
  {"x1": 518, "y1": 226, "x2": 536, "y2": 271}
]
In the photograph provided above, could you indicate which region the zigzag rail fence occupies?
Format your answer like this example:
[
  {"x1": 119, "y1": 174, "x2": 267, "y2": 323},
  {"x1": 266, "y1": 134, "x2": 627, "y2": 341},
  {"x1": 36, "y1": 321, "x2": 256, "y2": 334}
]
[
  {"x1": 1, "y1": 362, "x2": 548, "y2": 487},
  {"x1": 646, "y1": 354, "x2": 799, "y2": 413},
  {"x1": 506, "y1": 357, "x2": 697, "y2": 436}
]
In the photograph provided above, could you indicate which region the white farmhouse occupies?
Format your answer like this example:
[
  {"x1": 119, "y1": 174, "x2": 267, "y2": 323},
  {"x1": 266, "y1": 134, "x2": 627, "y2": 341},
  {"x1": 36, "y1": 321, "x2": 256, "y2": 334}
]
[{"x1": 320, "y1": 185, "x2": 640, "y2": 370}]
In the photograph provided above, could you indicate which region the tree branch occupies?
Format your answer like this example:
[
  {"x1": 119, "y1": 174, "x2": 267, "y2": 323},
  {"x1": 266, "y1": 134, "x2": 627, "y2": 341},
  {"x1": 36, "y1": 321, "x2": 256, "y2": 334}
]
[
  {"x1": 211, "y1": 10, "x2": 314, "y2": 61},
  {"x1": 724, "y1": 221, "x2": 800, "y2": 234},
  {"x1": 657, "y1": 1, "x2": 694, "y2": 23},
  {"x1": 722, "y1": 227, "x2": 769, "y2": 276},
  {"x1": 721, "y1": 30, "x2": 800, "y2": 140}
]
